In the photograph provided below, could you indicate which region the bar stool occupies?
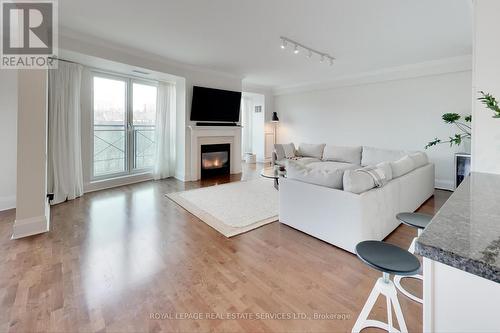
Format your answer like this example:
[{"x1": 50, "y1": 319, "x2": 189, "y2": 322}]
[
  {"x1": 393, "y1": 212, "x2": 432, "y2": 304},
  {"x1": 352, "y1": 241, "x2": 420, "y2": 333}
]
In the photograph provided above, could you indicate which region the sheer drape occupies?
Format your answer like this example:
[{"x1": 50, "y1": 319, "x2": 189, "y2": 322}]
[
  {"x1": 47, "y1": 61, "x2": 84, "y2": 204},
  {"x1": 153, "y1": 82, "x2": 176, "y2": 180}
]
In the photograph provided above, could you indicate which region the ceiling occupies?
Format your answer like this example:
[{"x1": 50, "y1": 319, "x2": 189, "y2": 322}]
[{"x1": 59, "y1": 0, "x2": 472, "y2": 89}]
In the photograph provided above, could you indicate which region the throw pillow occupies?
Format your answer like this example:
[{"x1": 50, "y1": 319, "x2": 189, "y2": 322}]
[
  {"x1": 376, "y1": 161, "x2": 393, "y2": 181},
  {"x1": 274, "y1": 143, "x2": 296, "y2": 160},
  {"x1": 323, "y1": 145, "x2": 362, "y2": 164},
  {"x1": 390, "y1": 155, "x2": 416, "y2": 178},
  {"x1": 283, "y1": 143, "x2": 296, "y2": 158},
  {"x1": 297, "y1": 143, "x2": 326, "y2": 159},
  {"x1": 343, "y1": 165, "x2": 390, "y2": 194}
]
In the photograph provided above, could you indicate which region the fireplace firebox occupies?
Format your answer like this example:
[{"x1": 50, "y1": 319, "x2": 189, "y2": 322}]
[{"x1": 200, "y1": 144, "x2": 230, "y2": 179}]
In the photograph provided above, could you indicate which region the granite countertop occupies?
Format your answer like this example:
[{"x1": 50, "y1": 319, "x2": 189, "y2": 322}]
[{"x1": 416, "y1": 172, "x2": 500, "y2": 283}]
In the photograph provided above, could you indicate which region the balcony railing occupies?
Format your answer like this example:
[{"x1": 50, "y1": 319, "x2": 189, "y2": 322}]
[{"x1": 93, "y1": 124, "x2": 155, "y2": 177}]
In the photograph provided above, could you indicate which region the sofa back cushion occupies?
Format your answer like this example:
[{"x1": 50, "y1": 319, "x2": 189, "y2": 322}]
[
  {"x1": 409, "y1": 152, "x2": 429, "y2": 168},
  {"x1": 390, "y1": 155, "x2": 416, "y2": 178},
  {"x1": 298, "y1": 143, "x2": 326, "y2": 159},
  {"x1": 361, "y1": 146, "x2": 407, "y2": 166},
  {"x1": 323, "y1": 145, "x2": 362, "y2": 165},
  {"x1": 287, "y1": 160, "x2": 345, "y2": 189},
  {"x1": 274, "y1": 143, "x2": 296, "y2": 160}
]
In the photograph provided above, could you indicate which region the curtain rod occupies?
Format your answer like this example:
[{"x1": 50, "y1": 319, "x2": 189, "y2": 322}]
[
  {"x1": 48, "y1": 56, "x2": 81, "y2": 65},
  {"x1": 48, "y1": 56, "x2": 176, "y2": 85}
]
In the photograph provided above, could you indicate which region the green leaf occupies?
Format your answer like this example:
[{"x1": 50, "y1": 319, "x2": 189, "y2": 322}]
[{"x1": 442, "y1": 113, "x2": 461, "y2": 123}]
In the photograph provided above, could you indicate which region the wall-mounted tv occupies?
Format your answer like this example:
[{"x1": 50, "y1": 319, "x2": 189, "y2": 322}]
[{"x1": 190, "y1": 86, "x2": 242, "y2": 122}]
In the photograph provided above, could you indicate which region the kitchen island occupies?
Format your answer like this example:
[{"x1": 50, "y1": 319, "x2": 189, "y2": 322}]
[{"x1": 416, "y1": 172, "x2": 500, "y2": 332}]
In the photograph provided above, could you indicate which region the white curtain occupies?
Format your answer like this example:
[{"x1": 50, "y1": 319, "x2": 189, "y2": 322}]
[
  {"x1": 47, "y1": 61, "x2": 84, "y2": 205},
  {"x1": 153, "y1": 82, "x2": 176, "y2": 180}
]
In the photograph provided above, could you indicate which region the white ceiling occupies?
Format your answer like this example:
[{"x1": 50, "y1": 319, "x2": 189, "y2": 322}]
[{"x1": 59, "y1": 0, "x2": 472, "y2": 89}]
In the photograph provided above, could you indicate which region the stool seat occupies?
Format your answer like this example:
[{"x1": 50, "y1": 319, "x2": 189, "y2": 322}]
[
  {"x1": 355, "y1": 241, "x2": 420, "y2": 276},
  {"x1": 396, "y1": 212, "x2": 432, "y2": 229}
]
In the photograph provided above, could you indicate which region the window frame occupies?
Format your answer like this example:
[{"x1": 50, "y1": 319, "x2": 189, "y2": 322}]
[{"x1": 90, "y1": 70, "x2": 158, "y2": 181}]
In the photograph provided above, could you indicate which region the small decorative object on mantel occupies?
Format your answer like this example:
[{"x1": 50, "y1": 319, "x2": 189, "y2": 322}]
[
  {"x1": 425, "y1": 113, "x2": 471, "y2": 149},
  {"x1": 478, "y1": 91, "x2": 500, "y2": 118}
]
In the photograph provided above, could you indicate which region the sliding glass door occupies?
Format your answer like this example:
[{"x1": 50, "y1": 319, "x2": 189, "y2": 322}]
[{"x1": 92, "y1": 73, "x2": 157, "y2": 180}]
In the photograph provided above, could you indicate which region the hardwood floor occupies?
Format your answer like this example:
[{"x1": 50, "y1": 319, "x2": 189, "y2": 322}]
[{"x1": 0, "y1": 164, "x2": 451, "y2": 333}]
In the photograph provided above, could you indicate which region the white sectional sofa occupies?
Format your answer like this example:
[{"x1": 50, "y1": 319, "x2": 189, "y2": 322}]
[{"x1": 276, "y1": 143, "x2": 435, "y2": 253}]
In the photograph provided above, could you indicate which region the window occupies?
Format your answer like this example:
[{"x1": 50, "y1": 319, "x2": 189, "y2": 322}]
[{"x1": 92, "y1": 73, "x2": 157, "y2": 179}]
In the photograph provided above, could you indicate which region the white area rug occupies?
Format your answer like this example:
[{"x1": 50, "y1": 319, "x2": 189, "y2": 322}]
[{"x1": 167, "y1": 178, "x2": 279, "y2": 237}]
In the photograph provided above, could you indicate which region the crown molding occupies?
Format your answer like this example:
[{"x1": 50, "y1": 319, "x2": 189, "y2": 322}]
[
  {"x1": 59, "y1": 26, "x2": 244, "y2": 81},
  {"x1": 273, "y1": 55, "x2": 472, "y2": 96}
]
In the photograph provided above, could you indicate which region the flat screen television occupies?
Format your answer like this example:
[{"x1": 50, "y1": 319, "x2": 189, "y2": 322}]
[{"x1": 190, "y1": 86, "x2": 242, "y2": 122}]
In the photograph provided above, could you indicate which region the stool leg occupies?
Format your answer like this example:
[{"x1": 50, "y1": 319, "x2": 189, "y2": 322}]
[
  {"x1": 352, "y1": 275, "x2": 405, "y2": 333},
  {"x1": 390, "y1": 292, "x2": 408, "y2": 333},
  {"x1": 386, "y1": 295, "x2": 393, "y2": 332},
  {"x1": 352, "y1": 280, "x2": 382, "y2": 333}
]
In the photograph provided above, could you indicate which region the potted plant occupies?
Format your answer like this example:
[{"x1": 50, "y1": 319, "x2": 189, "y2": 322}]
[{"x1": 425, "y1": 113, "x2": 471, "y2": 150}]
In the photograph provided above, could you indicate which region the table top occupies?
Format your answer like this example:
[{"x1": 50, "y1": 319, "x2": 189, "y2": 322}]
[
  {"x1": 416, "y1": 172, "x2": 500, "y2": 283},
  {"x1": 260, "y1": 167, "x2": 284, "y2": 179}
]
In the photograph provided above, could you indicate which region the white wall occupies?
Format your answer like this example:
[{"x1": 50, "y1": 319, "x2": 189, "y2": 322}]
[
  {"x1": 472, "y1": 0, "x2": 500, "y2": 174},
  {"x1": 275, "y1": 71, "x2": 472, "y2": 189},
  {"x1": 59, "y1": 31, "x2": 242, "y2": 182},
  {"x1": 0, "y1": 71, "x2": 18, "y2": 211}
]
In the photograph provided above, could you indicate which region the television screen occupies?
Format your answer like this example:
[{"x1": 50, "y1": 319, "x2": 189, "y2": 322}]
[{"x1": 190, "y1": 86, "x2": 242, "y2": 122}]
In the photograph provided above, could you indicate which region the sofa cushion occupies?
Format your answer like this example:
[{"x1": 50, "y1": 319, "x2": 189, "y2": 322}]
[
  {"x1": 343, "y1": 169, "x2": 376, "y2": 194},
  {"x1": 361, "y1": 146, "x2": 407, "y2": 166},
  {"x1": 286, "y1": 160, "x2": 346, "y2": 189},
  {"x1": 290, "y1": 157, "x2": 322, "y2": 167},
  {"x1": 343, "y1": 165, "x2": 391, "y2": 194},
  {"x1": 307, "y1": 161, "x2": 358, "y2": 173},
  {"x1": 376, "y1": 161, "x2": 393, "y2": 181},
  {"x1": 298, "y1": 143, "x2": 326, "y2": 159},
  {"x1": 274, "y1": 143, "x2": 296, "y2": 160},
  {"x1": 409, "y1": 152, "x2": 429, "y2": 168},
  {"x1": 323, "y1": 145, "x2": 362, "y2": 164},
  {"x1": 390, "y1": 155, "x2": 416, "y2": 178}
]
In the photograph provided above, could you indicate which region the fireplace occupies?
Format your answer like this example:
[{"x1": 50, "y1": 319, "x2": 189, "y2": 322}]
[{"x1": 200, "y1": 144, "x2": 230, "y2": 179}]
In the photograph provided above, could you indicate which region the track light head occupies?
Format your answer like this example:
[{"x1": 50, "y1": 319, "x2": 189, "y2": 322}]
[
  {"x1": 307, "y1": 50, "x2": 312, "y2": 58},
  {"x1": 293, "y1": 44, "x2": 299, "y2": 54},
  {"x1": 280, "y1": 39, "x2": 287, "y2": 49},
  {"x1": 329, "y1": 57, "x2": 334, "y2": 66},
  {"x1": 320, "y1": 55, "x2": 325, "y2": 63}
]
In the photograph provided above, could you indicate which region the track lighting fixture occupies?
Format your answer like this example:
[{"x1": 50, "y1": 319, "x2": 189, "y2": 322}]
[{"x1": 279, "y1": 36, "x2": 335, "y2": 66}]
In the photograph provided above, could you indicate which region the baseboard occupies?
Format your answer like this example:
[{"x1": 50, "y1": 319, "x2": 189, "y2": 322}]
[
  {"x1": 0, "y1": 195, "x2": 16, "y2": 212},
  {"x1": 84, "y1": 173, "x2": 153, "y2": 193},
  {"x1": 435, "y1": 179, "x2": 454, "y2": 191},
  {"x1": 174, "y1": 172, "x2": 186, "y2": 182},
  {"x1": 12, "y1": 201, "x2": 50, "y2": 239}
]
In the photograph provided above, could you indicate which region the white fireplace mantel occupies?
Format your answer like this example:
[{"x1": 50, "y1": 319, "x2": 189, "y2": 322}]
[{"x1": 188, "y1": 126, "x2": 242, "y2": 181}]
